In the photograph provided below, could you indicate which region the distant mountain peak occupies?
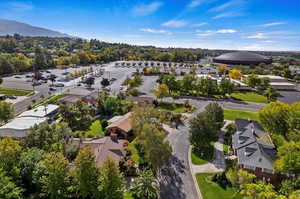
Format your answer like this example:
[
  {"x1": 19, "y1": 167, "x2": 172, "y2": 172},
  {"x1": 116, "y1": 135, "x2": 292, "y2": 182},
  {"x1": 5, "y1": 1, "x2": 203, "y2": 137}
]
[{"x1": 0, "y1": 18, "x2": 71, "y2": 37}]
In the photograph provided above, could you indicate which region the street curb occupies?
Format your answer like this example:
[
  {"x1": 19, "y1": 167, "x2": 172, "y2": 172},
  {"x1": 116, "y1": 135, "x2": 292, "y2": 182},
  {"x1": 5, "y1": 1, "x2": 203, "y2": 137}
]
[{"x1": 188, "y1": 146, "x2": 203, "y2": 199}]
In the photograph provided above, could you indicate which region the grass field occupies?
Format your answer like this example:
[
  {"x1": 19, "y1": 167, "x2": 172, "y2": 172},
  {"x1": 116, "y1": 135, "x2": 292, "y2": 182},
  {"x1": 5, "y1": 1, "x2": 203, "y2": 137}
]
[
  {"x1": 230, "y1": 92, "x2": 268, "y2": 104},
  {"x1": 157, "y1": 102, "x2": 192, "y2": 113},
  {"x1": 224, "y1": 108, "x2": 259, "y2": 121},
  {"x1": 196, "y1": 173, "x2": 241, "y2": 199},
  {"x1": 191, "y1": 142, "x2": 215, "y2": 165},
  {"x1": 0, "y1": 88, "x2": 34, "y2": 96}
]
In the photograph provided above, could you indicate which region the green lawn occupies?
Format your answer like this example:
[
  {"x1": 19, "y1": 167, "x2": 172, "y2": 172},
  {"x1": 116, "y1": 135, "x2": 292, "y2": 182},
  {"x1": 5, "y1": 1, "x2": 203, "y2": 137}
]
[
  {"x1": 32, "y1": 94, "x2": 68, "y2": 108},
  {"x1": 157, "y1": 102, "x2": 192, "y2": 113},
  {"x1": 192, "y1": 142, "x2": 215, "y2": 165},
  {"x1": 224, "y1": 109, "x2": 259, "y2": 121},
  {"x1": 230, "y1": 92, "x2": 268, "y2": 104},
  {"x1": 196, "y1": 173, "x2": 241, "y2": 199},
  {"x1": 0, "y1": 88, "x2": 34, "y2": 96}
]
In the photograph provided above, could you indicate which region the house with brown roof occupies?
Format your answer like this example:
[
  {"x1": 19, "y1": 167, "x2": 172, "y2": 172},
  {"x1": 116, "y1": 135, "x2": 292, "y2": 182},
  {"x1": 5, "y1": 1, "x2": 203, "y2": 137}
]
[
  {"x1": 70, "y1": 136, "x2": 127, "y2": 167},
  {"x1": 106, "y1": 112, "x2": 132, "y2": 138}
]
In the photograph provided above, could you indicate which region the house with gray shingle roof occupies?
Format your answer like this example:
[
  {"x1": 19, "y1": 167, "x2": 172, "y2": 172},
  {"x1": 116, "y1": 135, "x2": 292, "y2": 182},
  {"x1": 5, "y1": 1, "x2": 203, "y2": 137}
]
[{"x1": 232, "y1": 119, "x2": 282, "y2": 183}]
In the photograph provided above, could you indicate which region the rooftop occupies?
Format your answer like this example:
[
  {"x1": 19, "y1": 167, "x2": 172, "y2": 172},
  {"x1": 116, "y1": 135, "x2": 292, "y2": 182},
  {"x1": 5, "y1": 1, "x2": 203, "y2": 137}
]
[
  {"x1": 18, "y1": 104, "x2": 59, "y2": 118},
  {"x1": 70, "y1": 137, "x2": 126, "y2": 167},
  {"x1": 106, "y1": 112, "x2": 132, "y2": 133},
  {"x1": 232, "y1": 119, "x2": 276, "y2": 170},
  {"x1": 0, "y1": 117, "x2": 47, "y2": 130}
]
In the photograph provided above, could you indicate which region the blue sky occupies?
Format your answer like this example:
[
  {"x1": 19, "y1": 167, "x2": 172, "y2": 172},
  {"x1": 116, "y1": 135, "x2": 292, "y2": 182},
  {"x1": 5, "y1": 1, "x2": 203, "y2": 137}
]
[{"x1": 0, "y1": 0, "x2": 300, "y2": 51}]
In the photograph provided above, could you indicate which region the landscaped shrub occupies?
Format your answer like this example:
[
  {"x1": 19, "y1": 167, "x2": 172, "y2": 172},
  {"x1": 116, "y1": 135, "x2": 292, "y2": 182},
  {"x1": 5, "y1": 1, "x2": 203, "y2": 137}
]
[{"x1": 212, "y1": 172, "x2": 231, "y2": 189}]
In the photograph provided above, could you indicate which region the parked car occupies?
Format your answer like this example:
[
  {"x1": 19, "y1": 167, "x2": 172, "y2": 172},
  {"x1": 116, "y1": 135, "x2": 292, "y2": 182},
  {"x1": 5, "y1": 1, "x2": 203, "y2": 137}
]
[
  {"x1": 7, "y1": 95, "x2": 17, "y2": 99},
  {"x1": 14, "y1": 76, "x2": 21, "y2": 78},
  {"x1": 25, "y1": 74, "x2": 33, "y2": 78},
  {"x1": 54, "y1": 83, "x2": 64, "y2": 87},
  {"x1": 32, "y1": 82, "x2": 42, "y2": 86},
  {"x1": 49, "y1": 87, "x2": 57, "y2": 91},
  {"x1": 45, "y1": 70, "x2": 51, "y2": 73}
]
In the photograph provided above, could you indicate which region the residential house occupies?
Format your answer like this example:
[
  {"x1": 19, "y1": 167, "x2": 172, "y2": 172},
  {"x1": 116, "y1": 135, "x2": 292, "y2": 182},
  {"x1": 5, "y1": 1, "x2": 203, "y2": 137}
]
[
  {"x1": 106, "y1": 112, "x2": 132, "y2": 138},
  {"x1": 232, "y1": 119, "x2": 282, "y2": 183},
  {"x1": 70, "y1": 136, "x2": 127, "y2": 167}
]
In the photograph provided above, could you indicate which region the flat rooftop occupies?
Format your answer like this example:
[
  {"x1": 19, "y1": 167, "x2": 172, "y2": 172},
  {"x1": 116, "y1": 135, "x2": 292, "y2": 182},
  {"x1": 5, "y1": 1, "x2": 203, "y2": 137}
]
[
  {"x1": 0, "y1": 117, "x2": 47, "y2": 130},
  {"x1": 18, "y1": 104, "x2": 59, "y2": 118}
]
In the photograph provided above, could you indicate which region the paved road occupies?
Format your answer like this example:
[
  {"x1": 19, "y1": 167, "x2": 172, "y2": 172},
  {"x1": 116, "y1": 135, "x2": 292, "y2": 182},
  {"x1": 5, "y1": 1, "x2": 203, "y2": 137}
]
[
  {"x1": 159, "y1": 99, "x2": 263, "y2": 199},
  {"x1": 139, "y1": 75, "x2": 158, "y2": 97},
  {"x1": 160, "y1": 102, "x2": 209, "y2": 199}
]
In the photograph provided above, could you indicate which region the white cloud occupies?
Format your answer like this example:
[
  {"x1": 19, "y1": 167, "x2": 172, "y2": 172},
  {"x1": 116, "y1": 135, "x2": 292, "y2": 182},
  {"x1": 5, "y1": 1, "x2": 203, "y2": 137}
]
[
  {"x1": 196, "y1": 29, "x2": 237, "y2": 36},
  {"x1": 262, "y1": 40, "x2": 275, "y2": 43},
  {"x1": 192, "y1": 22, "x2": 208, "y2": 27},
  {"x1": 140, "y1": 28, "x2": 170, "y2": 34},
  {"x1": 188, "y1": 0, "x2": 204, "y2": 8},
  {"x1": 8, "y1": 1, "x2": 34, "y2": 11},
  {"x1": 210, "y1": 0, "x2": 247, "y2": 19},
  {"x1": 212, "y1": 12, "x2": 243, "y2": 19},
  {"x1": 246, "y1": 33, "x2": 267, "y2": 39},
  {"x1": 261, "y1": 22, "x2": 287, "y2": 27},
  {"x1": 162, "y1": 20, "x2": 187, "y2": 28},
  {"x1": 132, "y1": 2, "x2": 163, "y2": 16}
]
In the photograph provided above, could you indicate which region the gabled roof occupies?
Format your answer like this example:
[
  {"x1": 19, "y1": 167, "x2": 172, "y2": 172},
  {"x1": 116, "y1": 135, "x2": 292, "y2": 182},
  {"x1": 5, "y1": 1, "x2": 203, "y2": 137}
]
[
  {"x1": 106, "y1": 112, "x2": 132, "y2": 133},
  {"x1": 70, "y1": 137, "x2": 126, "y2": 167},
  {"x1": 233, "y1": 119, "x2": 276, "y2": 170}
]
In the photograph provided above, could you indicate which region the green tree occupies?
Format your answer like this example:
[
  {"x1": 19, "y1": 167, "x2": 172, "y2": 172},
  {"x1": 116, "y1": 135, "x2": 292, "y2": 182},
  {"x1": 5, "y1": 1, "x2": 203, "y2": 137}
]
[
  {"x1": 0, "y1": 101, "x2": 14, "y2": 123},
  {"x1": 226, "y1": 169, "x2": 256, "y2": 188},
  {"x1": 73, "y1": 147, "x2": 101, "y2": 199},
  {"x1": 25, "y1": 122, "x2": 72, "y2": 152},
  {"x1": 246, "y1": 74, "x2": 261, "y2": 88},
  {"x1": 288, "y1": 102, "x2": 300, "y2": 131},
  {"x1": 19, "y1": 148, "x2": 44, "y2": 192},
  {"x1": 274, "y1": 141, "x2": 300, "y2": 176},
  {"x1": 189, "y1": 112, "x2": 214, "y2": 152},
  {"x1": 259, "y1": 102, "x2": 290, "y2": 139},
  {"x1": 59, "y1": 101, "x2": 93, "y2": 131},
  {"x1": 139, "y1": 123, "x2": 172, "y2": 173},
  {"x1": 0, "y1": 168, "x2": 23, "y2": 199},
  {"x1": 34, "y1": 152, "x2": 69, "y2": 199},
  {"x1": 204, "y1": 102, "x2": 224, "y2": 130},
  {"x1": 99, "y1": 159, "x2": 124, "y2": 199},
  {"x1": 241, "y1": 181, "x2": 286, "y2": 199},
  {"x1": 218, "y1": 78, "x2": 235, "y2": 96},
  {"x1": 264, "y1": 86, "x2": 278, "y2": 102},
  {"x1": 151, "y1": 84, "x2": 170, "y2": 101},
  {"x1": 0, "y1": 137, "x2": 21, "y2": 178},
  {"x1": 131, "y1": 170, "x2": 159, "y2": 199}
]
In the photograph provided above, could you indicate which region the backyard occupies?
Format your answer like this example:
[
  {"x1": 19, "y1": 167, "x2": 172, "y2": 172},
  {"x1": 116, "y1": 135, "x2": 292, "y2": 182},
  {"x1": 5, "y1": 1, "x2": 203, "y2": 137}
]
[
  {"x1": 224, "y1": 108, "x2": 259, "y2": 121},
  {"x1": 196, "y1": 173, "x2": 241, "y2": 199},
  {"x1": 230, "y1": 92, "x2": 268, "y2": 104}
]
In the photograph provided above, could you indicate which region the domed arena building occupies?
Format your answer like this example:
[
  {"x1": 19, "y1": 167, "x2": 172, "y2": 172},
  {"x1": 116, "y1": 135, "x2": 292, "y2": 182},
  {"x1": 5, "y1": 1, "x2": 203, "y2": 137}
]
[{"x1": 213, "y1": 51, "x2": 272, "y2": 65}]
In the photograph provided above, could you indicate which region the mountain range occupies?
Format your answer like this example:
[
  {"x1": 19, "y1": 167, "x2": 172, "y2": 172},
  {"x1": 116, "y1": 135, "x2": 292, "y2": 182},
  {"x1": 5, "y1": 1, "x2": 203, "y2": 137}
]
[{"x1": 0, "y1": 18, "x2": 70, "y2": 37}]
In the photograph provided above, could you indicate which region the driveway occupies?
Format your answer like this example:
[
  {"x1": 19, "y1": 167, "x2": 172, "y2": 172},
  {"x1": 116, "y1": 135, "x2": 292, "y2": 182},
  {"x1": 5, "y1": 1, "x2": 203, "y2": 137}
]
[{"x1": 160, "y1": 102, "x2": 209, "y2": 199}]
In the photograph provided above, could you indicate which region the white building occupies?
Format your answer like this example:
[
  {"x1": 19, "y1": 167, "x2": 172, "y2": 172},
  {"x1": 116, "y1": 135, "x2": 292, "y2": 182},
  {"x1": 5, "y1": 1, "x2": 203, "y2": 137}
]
[
  {"x1": 243, "y1": 75, "x2": 296, "y2": 90},
  {"x1": 196, "y1": 66, "x2": 218, "y2": 74},
  {"x1": 0, "y1": 104, "x2": 59, "y2": 138}
]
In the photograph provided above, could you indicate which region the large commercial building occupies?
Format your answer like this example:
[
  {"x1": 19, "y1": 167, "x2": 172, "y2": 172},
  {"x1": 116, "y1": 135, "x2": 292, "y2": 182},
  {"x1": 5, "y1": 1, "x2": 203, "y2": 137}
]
[
  {"x1": 0, "y1": 104, "x2": 59, "y2": 138},
  {"x1": 242, "y1": 75, "x2": 296, "y2": 90},
  {"x1": 213, "y1": 51, "x2": 272, "y2": 65}
]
